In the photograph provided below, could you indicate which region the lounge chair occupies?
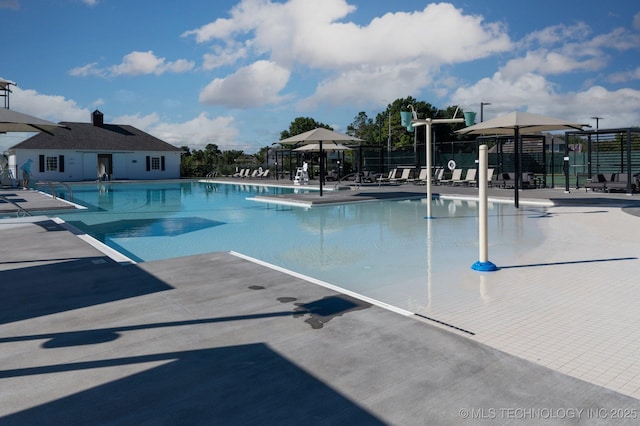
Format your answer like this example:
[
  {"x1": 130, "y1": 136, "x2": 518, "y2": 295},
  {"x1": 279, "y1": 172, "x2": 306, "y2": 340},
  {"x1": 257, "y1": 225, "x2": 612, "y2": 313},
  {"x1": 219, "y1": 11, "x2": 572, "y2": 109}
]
[
  {"x1": 606, "y1": 173, "x2": 636, "y2": 193},
  {"x1": 521, "y1": 172, "x2": 536, "y2": 189},
  {"x1": 248, "y1": 169, "x2": 259, "y2": 178},
  {"x1": 453, "y1": 168, "x2": 476, "y2": 186},
  {"x1": 232, "y1": 168, "x2": 245, "y2": 178},
  {"x1": 432, "y1": 168, "x2": 445, "y2": 185},
  {"x1": 486, "y1": 168, "x2": 494, "y2": 187},
  {"x1": 585, "y1": 174, "x2": 608, "y2": 192},
  {"x1": 470, "y1": 168, "x2": 493, "y2": 187},
  {"x1": 390, "y1": 168, "x2": 412, "y2": 183},
  {"x1": 410, "y1": 168, "x2": 428, "y2": 184},
  {"x1": 258, "y1": 169, "x2": 270, "y2": 179},
  {"x1": 377, "y1": 168, "x2": 397, "y2": 183},
  {"x1": 493, "y1": 172, "x2": 515, "y2": 188},
  {"x1": 440, "y1": 169, "x2": 462, "y2": 185}
]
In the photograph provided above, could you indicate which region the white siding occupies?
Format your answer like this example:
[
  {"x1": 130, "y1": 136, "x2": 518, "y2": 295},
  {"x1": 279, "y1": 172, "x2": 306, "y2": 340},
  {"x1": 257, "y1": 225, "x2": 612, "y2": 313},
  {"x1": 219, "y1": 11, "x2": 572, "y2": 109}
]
[
  {"x1": 82, "y1": 153, "x2": 96, "y2": 180},
  {"x1": 9, "y1": 149, "x2": 181, "y2": 181}
]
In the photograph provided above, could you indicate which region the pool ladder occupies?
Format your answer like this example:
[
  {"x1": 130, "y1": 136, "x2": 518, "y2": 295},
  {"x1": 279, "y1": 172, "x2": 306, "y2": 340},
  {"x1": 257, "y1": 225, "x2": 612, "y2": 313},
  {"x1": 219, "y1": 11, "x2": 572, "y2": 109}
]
[{"x1": 37, "y1": 181, "x2": 74, "y2": 201}]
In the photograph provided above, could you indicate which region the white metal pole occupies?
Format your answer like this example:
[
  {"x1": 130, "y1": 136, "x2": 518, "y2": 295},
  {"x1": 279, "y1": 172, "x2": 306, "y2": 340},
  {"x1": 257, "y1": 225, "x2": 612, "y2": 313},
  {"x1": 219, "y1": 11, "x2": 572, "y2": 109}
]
[
  {"x1": 478, "y1": 145, "x2": 488, "y2": 262},
  {"x1": 472, "y1": 144, "x2": 497, "y2": 271},
  {"x1": 425, "y1": 120, "x2": 433, "y2": 219}
]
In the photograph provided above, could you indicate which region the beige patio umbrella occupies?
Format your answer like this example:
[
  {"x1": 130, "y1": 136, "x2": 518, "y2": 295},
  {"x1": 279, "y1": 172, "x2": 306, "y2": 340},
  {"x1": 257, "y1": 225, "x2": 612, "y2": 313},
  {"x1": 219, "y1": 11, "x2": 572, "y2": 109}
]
[
  {"x1": 292, "y1": 143, "x2": 352, "y2": 152},
  {"x1": 278, "y1": 128, "x2": 362, "y2": 196},
  {"x1": 457, "y1": 111, "x2": 589, "y2": 207},
  {"x1": 0, "y1": 108, "x2": 65, "y2": 135}
]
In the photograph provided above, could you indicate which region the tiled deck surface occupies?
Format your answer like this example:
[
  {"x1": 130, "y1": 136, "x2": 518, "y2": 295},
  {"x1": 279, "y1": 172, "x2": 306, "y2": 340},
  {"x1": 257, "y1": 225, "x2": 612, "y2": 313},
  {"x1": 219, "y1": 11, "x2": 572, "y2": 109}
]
[{"x1": 412, "y1": 203, "x2": 640, "y2": 399}]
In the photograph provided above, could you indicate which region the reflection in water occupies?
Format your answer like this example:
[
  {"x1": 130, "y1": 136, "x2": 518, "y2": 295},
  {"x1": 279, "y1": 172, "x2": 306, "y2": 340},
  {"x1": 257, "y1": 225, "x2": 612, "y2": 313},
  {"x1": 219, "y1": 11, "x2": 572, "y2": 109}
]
[{"x1": 54, "y1": 181, "x2": 545, "y2": 314}]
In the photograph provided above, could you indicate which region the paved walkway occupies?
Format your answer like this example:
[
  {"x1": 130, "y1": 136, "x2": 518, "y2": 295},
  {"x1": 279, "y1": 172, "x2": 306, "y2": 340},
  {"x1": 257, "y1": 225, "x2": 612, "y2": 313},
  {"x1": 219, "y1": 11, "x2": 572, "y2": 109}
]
[{"x1": 1, "y1": 183, "x2": 640, "y2": 424}]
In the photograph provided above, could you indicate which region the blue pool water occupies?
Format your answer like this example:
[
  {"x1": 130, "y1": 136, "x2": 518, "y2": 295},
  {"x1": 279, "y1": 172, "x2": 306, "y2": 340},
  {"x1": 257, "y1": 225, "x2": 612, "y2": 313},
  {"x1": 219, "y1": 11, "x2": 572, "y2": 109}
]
[{"x1": 51, "y1": 180, "x2": 546, "y2": 311}]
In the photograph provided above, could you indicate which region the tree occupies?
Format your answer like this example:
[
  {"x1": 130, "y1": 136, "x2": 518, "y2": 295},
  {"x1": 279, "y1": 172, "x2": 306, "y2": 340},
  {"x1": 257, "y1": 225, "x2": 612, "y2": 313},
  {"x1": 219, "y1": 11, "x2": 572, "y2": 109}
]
[
  {"x1": 180, "y1": 146, "x2": 193, "y2": 177},
  {"x1": 254, "y1": 146, "x2": 270, "y2": 164},
  {"x1": 219, "y1": 150, "x2": 244, "y2": 165},
  {"x1": 346, "y1": 112, "x2": 378, "y2": 144},
  {"x1": 203, "y1": 143, "x2": 221, "y2": 170},
  {"x1": 279, "y1": 117, "x2": 332, "y2": 139},
  {"x1": 374, "y1": 97, "x2": 419, "y2": 149}
]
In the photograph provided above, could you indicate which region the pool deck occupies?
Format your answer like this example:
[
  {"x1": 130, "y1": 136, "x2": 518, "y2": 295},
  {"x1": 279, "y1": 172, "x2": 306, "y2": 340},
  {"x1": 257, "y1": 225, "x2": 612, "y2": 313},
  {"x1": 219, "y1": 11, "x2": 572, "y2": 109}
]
[{"x1": 2, "y1": 183, "x2": 640, "y2": 424}]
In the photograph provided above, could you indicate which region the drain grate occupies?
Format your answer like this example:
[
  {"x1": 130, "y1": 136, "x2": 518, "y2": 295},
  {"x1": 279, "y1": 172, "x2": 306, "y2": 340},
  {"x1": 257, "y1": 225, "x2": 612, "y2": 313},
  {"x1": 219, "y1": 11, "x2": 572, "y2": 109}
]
[{"x1": 414, "y1": 313, "x2": 475, "y2": 335}]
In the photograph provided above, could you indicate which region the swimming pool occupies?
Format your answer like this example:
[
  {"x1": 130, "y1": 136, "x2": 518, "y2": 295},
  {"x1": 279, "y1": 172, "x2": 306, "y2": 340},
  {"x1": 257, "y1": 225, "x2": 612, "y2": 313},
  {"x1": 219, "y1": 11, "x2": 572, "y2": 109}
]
[{"x1": 51, "y1": 180, "x2": 546, "y2": 312}]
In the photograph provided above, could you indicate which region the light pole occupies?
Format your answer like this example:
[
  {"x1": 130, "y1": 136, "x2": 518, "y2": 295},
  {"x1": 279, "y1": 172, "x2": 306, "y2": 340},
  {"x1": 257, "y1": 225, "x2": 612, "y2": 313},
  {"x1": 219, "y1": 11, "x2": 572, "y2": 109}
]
[
  {"x1": 480, "y1": 102, "x2": 491, "y2": 122},
  {"x1": 591, "y1": 116, "x2": 602, "y2": 174}
]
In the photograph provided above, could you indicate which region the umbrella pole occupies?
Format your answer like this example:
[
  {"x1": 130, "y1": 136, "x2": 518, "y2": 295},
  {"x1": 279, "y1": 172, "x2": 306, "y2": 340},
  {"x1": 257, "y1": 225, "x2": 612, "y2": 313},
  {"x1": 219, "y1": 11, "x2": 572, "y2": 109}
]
[
  {"x1": 319, "y1": 141, "x2": 323, "y2": 196},
  {"x1": 514, "y1": 127, "x2": 520, "y2": 208}
]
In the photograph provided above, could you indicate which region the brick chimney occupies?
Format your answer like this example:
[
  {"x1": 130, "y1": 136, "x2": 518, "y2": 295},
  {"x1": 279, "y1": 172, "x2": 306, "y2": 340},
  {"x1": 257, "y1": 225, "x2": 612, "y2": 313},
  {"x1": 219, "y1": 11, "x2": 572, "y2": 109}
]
[{"x1": 92, "y1": 109, "x2": 104, "y2": 126}]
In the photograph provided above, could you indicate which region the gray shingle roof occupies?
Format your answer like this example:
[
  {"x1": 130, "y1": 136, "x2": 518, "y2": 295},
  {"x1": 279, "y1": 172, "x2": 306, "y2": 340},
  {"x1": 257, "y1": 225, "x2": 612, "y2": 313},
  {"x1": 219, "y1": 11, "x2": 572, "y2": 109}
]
[{"x1": 10, "y1": 122, "x2": 182, "y2": 152}]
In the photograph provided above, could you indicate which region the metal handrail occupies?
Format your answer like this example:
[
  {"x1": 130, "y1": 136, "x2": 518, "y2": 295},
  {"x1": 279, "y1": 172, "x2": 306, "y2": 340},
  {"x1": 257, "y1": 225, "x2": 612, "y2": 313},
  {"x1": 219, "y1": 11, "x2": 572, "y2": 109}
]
[
  {"x1": 37, "y1": 181, "x2": 74, "y2": 201},
  {"x1": 332, "y1": 172, "x2": 361, "y2": 190}
]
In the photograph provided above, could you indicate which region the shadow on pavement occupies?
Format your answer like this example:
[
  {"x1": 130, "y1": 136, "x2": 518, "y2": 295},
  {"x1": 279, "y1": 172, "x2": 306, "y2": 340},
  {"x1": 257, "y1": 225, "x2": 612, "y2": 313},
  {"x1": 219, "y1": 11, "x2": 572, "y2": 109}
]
[
  {"x1": 0, "y1": 258, "x2": 172, "y2": 325},
  {"x1": 0, "y1": 344, "x2": 385, "y2": 425}
]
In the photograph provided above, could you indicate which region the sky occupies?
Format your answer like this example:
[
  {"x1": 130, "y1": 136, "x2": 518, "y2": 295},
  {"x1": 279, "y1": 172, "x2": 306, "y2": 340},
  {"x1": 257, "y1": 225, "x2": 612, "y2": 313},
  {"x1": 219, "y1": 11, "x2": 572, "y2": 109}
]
[{"x1": 1, "y1": 0, "x2": 639, "y2": 154}]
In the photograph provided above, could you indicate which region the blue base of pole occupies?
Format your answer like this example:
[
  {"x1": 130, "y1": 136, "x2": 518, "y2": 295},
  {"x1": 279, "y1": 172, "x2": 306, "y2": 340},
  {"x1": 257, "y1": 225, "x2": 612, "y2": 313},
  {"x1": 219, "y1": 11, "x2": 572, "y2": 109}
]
[
  {"x1": 424, "y1": 216, "x2": 436, "y2": 220},
  {"x1": 471, "y1": 261, "x2": 498, "y2": 272}
]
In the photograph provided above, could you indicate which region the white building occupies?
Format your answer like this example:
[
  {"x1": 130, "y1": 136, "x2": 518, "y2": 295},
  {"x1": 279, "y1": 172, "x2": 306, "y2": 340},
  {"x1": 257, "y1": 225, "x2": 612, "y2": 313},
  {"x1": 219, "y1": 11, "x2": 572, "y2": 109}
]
[{"x1": 7, "y1": 110, "x2": 182, "y2": 182}]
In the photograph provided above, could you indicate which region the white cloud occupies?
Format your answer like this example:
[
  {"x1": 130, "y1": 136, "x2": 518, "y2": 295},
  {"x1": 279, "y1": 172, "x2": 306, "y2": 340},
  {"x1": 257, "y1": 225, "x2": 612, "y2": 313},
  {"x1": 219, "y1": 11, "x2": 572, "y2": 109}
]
[
  {"x1": 68, "y1": 62, "x2": 104, "y2": 77},
  {"x1": 199, "y1": 60, "x2": 291, "y2": 108},
  {"x1": 202, "y1": 42, "x2": 249, "y2": 70},
  {"x1": 69, "y1": 51, "x2": 195, "y2": 78},
  {"x1": 0, "y1": 86, "x2": 90, "y2": 152},
  {"x1": 1, "y1": 86, "x2": 243, "y2": 152},
  {"x1": 451, "y1": 72, "x2": 640, "y2": 128},
  {"x1": 608, "y1": 67, "x2": 640, "y2": 83},
  {"x1": 452, "y1": 71, "x2": 558, "y2": 113},
  {"x1": 185, "y1": 1, "x2": 511, "y2": 67},
  {"x1": 91, "y1": 98, "x2": 105, "y2": 108},
  {"x1": 496, "y1": 22, "x2": 640, "y2": 85},
  {"x1": 522, "y1": 23, "x2": 592, "y2": 46},
  {"x1": 184, "y1": 1, "x2": 511, "y2": 108},
  {"x1": 112, "y1": 112, "x2": 161, "y2": 131},
  {"x1": 299, "y1": 62, "x2": 431, "y2": 111},
  {"x1": 110, "y1": 51, "x2": 195, "y2": 76},
  {"x1": 633, "y1": 12, "x2": 640, "y2": 31},
  {"x1": 142, "y1": 112, "x2": 241, "y2": 151},
  {"x1": 9, "y1": 86, "x2": 89, "y2": 122},
  {"x1": 500, "y1": 50, "x2": 604, "y2": 81}
]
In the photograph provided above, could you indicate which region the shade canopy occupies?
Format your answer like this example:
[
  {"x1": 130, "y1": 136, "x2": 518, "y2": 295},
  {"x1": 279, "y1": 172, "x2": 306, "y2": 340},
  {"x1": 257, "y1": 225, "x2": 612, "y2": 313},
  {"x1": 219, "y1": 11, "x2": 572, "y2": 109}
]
[
  {"x1": 293, "y1": 143, "x2": 352, "y2": 152},
  {"x1": 456, "y1": 111, "x2": 589, "y2": 209},
  {"x1": 278, "y1": 127, "x2": 362, "y2": 145},
  {"x1": 278, "y1": 128, "x2": 361, "y2": 196},
  {"x1": 456, "y1": 111, "x2": 588, "y2": 135},
  {"x1": 0, "y1": 108, "x2": 64, "y2": 134}
]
